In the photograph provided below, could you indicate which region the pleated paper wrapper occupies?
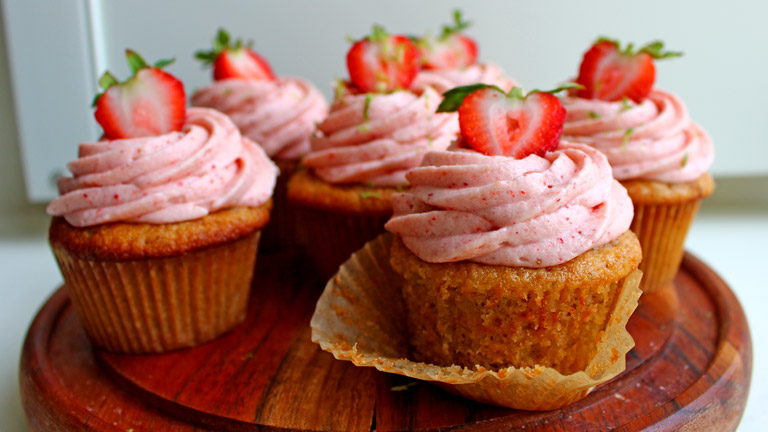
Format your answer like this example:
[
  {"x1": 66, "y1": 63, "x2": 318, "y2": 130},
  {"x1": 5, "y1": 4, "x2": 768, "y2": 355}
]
[
  {"x1": 630, "y1": 199, "x2": 702, "y2": 293},
  {"x1": 310, "y1": 233, "x2": 643, "y2": 411},
  {"x1": 52, "y1": 231, "x2": 261, "y2": 354}
]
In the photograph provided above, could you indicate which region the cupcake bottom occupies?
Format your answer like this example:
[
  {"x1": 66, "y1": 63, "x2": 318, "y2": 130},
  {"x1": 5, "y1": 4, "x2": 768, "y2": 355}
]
[
  {"x1": 390, "y1": 231, "x2": 642, "y2": 375},
  {"x1": 287, "y1": 169, "x2": 398, "y2": 280},
  {"x1": 49, "y1": 206, "x2": 270, "y2": 354},
  {"x1": 311, "y1": 233, "x2": 643, "y2": 410},
  {"x1": 622, "y1": 173, "x2": 715, "y2": 293},
  {"x1": 260, "y1": 158, "x2": 303, "y2": 251}
]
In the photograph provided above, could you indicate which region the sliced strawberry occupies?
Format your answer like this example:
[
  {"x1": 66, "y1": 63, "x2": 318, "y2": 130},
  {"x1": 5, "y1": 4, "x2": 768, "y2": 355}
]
[
  {"x1": 346, "y1": 25, "x2": 419, "y2": 93},
  {"x1": 437, "y1": 84, "x2": 581, "y2": 158},
  {"x1": 417, "y1": 10, "x2": 478, "y2": 69},
  {"x1": 575, "y1": 38, "x2": 681, "y2": 103},
  {"x1": 196, "y1": 28, "x2": 275, "y2": 81},
  {"x1": 93, "y1": 50, "x2": 186, "y2": 139}
]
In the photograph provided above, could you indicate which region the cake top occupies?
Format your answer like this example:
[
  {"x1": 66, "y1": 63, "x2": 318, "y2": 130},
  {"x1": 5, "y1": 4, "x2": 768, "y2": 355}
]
[
  {"x1": 385, "y1": 83, "x2": 633, "y2": 267},
  {"x1": 47, "y1": 50, "x2": 277, "y2": 227},
  {"x1": 562, "y1": 37, "x2": 713, "y2": 183},
  {"x1": 195, "y1": 28, "x2": 275, "y2": 82},
  {"x1": 571, "y1": 37, "x2": 681, "y2": 103},
  {"x1": 192, "y1": 29, "x2": 328, "y2": 160}
]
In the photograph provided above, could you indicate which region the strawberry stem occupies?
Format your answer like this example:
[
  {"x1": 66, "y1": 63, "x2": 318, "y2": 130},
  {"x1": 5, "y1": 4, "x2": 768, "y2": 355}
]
[
  {"x1": 91, "y1": 50, "x2": 175, "y2": 107},
  {"x1": 125, "y1": 49, "x2": 148, "y2": 75},
  {"x1": 154, "y1": 58, "x2": 175, "y2": 68},
  {"x1": 594, "y1": 36, "x2": 682, "y2": 60},
  {"x1": 440, "y1": 10, "x2": 471, "y2": 40},
  {"x1": 532, "y1": 82, "x2": 584, "y2": 95},
  {"x1": 369, "y1": 25, "x2": 389, "y2": 43},
  {"x1": 639, "y1": 41, "x2": 683, "y2": 59},
  {"x1": 437, "y1": 83, "x2": 504, "y2": 112},
  {"x1": 98, "y1": 72, "x2": 118, "y2": 90},
  {"x1": 196, "y1": 28, "x2": 251, "y2": 67}
]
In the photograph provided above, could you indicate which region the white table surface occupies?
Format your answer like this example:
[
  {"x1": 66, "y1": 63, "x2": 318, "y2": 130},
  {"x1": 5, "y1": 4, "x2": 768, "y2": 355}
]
[{"x1": 1, "y1": 206, "x2": 765, "y2": 431}]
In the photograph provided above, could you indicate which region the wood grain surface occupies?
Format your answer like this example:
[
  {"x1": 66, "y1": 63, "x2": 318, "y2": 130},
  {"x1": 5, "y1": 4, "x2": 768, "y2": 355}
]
[{"x1": 20, "y1": 251, "x2": 752, "y2": 431}]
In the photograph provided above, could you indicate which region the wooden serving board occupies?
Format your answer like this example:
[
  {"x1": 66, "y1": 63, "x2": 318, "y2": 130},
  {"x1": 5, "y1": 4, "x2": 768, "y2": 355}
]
[{"x1": 20, "y1": 251, "x2": 752, "y2": 431}]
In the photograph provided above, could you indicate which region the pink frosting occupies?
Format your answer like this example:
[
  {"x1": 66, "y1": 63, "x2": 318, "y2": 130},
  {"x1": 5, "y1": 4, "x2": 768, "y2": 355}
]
[
  {"x1": 385, "y1": 142, "x2": 633, "y2": 267},
  {"x1": 411, "y1": 63, "x2": 518, "y2": 94},
  {"x1": 302, "y1": 87, "x2": 460, "y2": 187},
  {"x1": 562, "y1": 89, "x2": 714, "y2": 183},
  {"x1": 191, "y1": 77, "x2": 328, "y2": 160},
  {"x1": 47, "y1": 107, "x2": 278, "y2": 227}
]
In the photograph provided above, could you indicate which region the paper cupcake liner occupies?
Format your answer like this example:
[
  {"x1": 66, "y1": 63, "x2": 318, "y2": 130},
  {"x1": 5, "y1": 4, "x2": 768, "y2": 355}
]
[
  {"x1": 630, "y1": 199, "x2": 702, "y2": 293},
  {"x1": 311, "y1": 234, "x2": 642, "y2": 410},
  {"x1": 52, "y1": 231, "x2": 261, "y2": 354},
  {"x1": 297, "y1": 207, "x2": 390, "y2": 280},
  {"x1": 260, "y1": 159, "x2": 302, "y2": 251}
]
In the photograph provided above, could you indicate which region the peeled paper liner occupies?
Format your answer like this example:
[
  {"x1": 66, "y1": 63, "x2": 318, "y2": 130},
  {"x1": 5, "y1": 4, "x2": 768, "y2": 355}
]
[{"x1": 310, "y1": 233, "x2": 643, "y2": 411}]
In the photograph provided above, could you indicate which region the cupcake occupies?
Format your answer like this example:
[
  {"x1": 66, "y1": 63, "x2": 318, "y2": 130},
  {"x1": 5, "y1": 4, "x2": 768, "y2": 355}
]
[
  {"x1": 562, "y1": 38, "x2": 715, "y2": 293},
  {"x1": 411, "y1": 10, "x2": 518, "y2": 94},
  {"x1": 192, "y1": 29, "x2": 328, "y2": 250},
  {"x1": 47, "y1": 50, "x2": 278, "y2": 354},
  {"x1": 287, "y1": 26, "x2": 459, "y2": 278},
  {"x1": 384, "y1": 83, "x2": 642, "y2": 374}
]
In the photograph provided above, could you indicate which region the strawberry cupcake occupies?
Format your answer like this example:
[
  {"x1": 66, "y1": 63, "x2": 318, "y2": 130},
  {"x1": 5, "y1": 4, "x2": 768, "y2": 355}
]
[
  {"x1": 383, "y1": 83, "x2": 642, "y2": 374},
  {"x1": 287, "y1": 26, "x2": 459, "y2": 278},
  {"x1": 47, "y1": 50, "x2": 278, "y2": 354},
  {"x1": 411, "y1": 11, "x2": 518, "y2": 94},
  {"x1": 562, "y1": 38, "x2": 715, "y2": 293},
  {"x1": 192, "y1": 29, "x2": 328, "y2": 250}
]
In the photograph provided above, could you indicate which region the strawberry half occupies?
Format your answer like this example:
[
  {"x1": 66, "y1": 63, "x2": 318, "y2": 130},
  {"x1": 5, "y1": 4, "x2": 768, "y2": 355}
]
[
  {"x1": 93, "y1": 50, "x2": 186, "y2": 140},
  {"x1": 196, "y1": 28, "x2": 275, "y2": 81},
  {"x1": 437, "y1": 84, "x2": 581, "y2": 158},
  {"x1": 417, "y1": 10, "x2": 478, "y2": 70},
  {"x1": 574, "y1": 38, "x2": 682, "y2": 103},
  {"x1": 346, "y1": 25, "x2": 419, "y2": 93}
]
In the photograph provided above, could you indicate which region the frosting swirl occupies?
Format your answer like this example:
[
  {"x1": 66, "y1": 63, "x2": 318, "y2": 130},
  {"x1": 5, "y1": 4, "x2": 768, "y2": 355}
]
[
  {"x1": 562, "y1": 89, "x2": 714, "y2": 183},
  {"x1": 302, "y1": 87, "x2": 459, "y2": 186},
  {"x1": 384, "y1": 142, "x2": 633, "y2": 267},
  {"x1": 412, "y1": 63, "x2": 518, "y2": 94},
  {"x1": 191, "y1": 78, "x2": 328, "y2": 160},
  {"x1": 47, "y1": 107, "x2": 278, "y2": 227}
]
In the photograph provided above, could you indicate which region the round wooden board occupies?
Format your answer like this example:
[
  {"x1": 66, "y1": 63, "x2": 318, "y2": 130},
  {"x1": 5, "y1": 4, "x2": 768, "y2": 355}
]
[{"x1": 20, "y1": 251, "x2": 752, "y2": 431}]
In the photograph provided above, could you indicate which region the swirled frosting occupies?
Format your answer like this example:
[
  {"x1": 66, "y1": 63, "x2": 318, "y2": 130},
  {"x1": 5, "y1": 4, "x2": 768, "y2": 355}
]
[
  {"x1": 411, "y1": 63, "x2": 518, "y2": 94},
  {"x1": 562, "y1": 89, "x2": 714, "y2": 183},
  {"x1": 302, "y1": 87, "x2": 460, "y2": 186},
  {"x1": 384, "y1": 142, "x2": 633, "y2": 267},
  {"x1": 47, "y1": 107, "x2": 278, "y2": 227},
  {"x1": 191, "y1": 78, "x2": 328, "y2": 160}
]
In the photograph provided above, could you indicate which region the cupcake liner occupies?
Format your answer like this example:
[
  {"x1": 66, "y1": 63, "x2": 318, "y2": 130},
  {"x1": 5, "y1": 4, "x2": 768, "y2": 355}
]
[
  {"x1": 630, "y1": 199, "x2": 702, "y2": 293},
  {"x1": 260, "y1": 159, "x2": 302, "y2": 251},
  {"x1": 52, "y1": 231, "x2": 261, "y2": 354},
  {"x1": 311, "y1": 234, "x2": 642, "y2": 410},
  {"x1": 297, "y1": 207, "x2": 390, "y2": 280}
]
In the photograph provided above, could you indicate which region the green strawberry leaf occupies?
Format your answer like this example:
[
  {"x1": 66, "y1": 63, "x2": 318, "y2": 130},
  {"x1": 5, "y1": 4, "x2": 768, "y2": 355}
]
[
  {"x1": 639, "y1": 40, "x2": 683, "y2": 59},
  {"x1": 440, "y1": 9, "x2": 471, "y2": 40},
  {"x1": 125, "y1": 49, "x2": 148, "y2": 75},
  {"x1": 531, "y1": 82, "x2": 584, "y2": 95},
  {"x1": 436, "y1": 83, "x2": 502, "y2": 112},
  {"x1": 153, "y1": 58, "x2": 175, "y2": 69}
]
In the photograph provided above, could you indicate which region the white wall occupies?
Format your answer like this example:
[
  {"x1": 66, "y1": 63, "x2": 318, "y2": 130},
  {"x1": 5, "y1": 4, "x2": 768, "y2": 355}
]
[
  {"x1": 0, "y1": 5, "x2": 29, "y2": 215},
  {"x1": 4, "y1": 0, "x2": 768, "y2": 203}
]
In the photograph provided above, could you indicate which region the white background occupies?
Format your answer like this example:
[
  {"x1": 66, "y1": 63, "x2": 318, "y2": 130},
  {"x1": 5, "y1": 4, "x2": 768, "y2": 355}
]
[
  {"x1": 0, "y1": 1, "x2": 765, "y2": 431},
  {"x1": 3, "y1": 0, "x2": 768, "y2": 200}
]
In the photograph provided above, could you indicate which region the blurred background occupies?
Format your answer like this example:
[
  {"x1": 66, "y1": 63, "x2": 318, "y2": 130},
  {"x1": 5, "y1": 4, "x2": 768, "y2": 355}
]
[{"x1": 1, "y1": 1, "x2": 765, "y2": 431}]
